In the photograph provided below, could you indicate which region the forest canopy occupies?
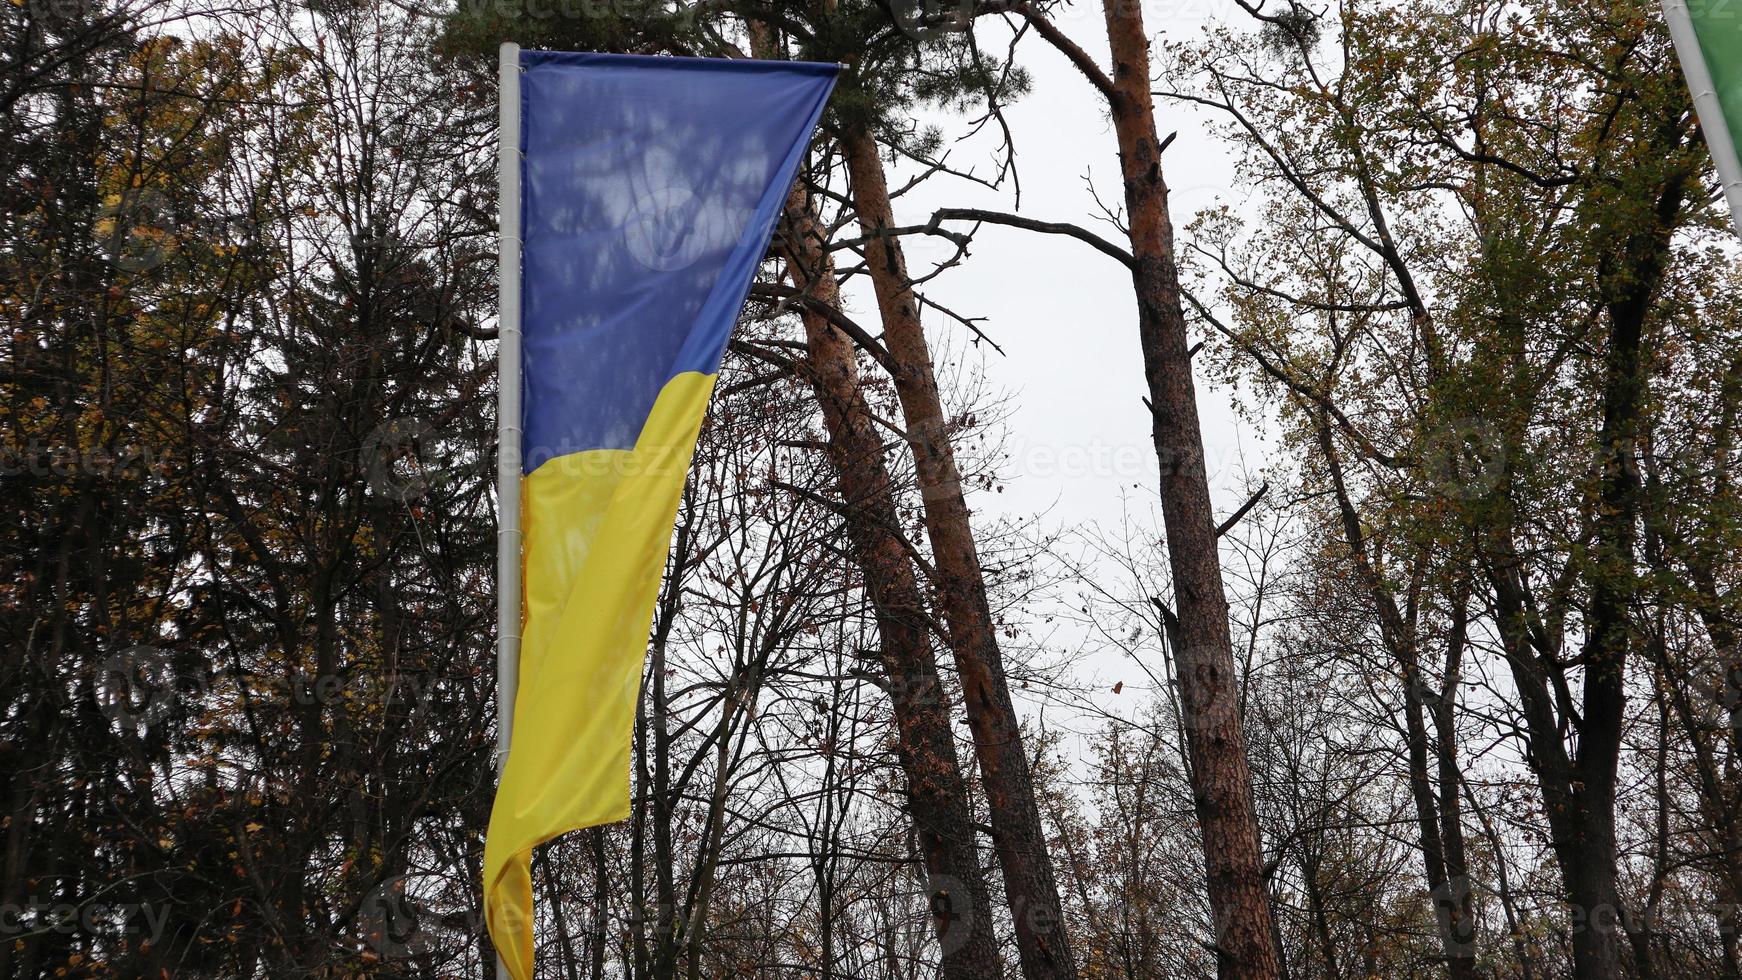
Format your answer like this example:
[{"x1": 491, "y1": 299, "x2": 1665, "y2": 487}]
[{"x1": 3, "y1": 0, "x2": 1739, "y2": 978}]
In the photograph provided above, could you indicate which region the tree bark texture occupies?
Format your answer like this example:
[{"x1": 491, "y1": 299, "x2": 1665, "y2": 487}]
[
  {"x1": 1099, "y1": 1, "x2": 1283, "y2": 975},
  {"x1": 840, "y1": 126, "x2": 1079, "y2": 980},
  {"x1": 779, "y1": 181, "x2": 1005, "y2": 980}
]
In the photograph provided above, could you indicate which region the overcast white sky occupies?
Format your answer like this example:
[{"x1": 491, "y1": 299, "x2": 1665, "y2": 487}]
[
  {"x1": 885, "y1": 2, "x2": 1268, "y2": 521},
  {"x1": 832, "y1": 2, "x2": 1279, "y2": 730}
]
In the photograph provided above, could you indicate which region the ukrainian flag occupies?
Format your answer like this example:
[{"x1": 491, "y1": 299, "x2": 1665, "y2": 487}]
[{"x1": 485, "y1": 50, "x2": 836, "y2": 980}]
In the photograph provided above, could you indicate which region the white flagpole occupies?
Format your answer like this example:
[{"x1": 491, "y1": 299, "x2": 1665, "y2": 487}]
[
  {"x1": 494, "y1": 39, "x2": 522, "y2": 980},
  {"x1": 1664, "y1": 0, "x2": 1742, "y2": 239}
]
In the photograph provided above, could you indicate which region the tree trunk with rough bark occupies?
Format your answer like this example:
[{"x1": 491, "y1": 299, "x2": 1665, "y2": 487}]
[
  {"x1": 840, "y1": 125, "x2": 1078, "y2": 980},
  {"x1": 1098, "y1": 1, "x2": 1282, "y2": 975},
  {"x1": 778, "y1": 181, "x2": 1005, "y2": 980}
]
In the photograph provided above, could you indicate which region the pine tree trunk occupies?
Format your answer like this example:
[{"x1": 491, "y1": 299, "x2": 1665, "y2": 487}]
[
  {"x1": 840, "y1": 126, "x2": 1078, "y2": 980},
  {"x1": 1098, "y1": 0, "x2": 1282, "y2": 975},
  {"x1": 779, "y1": 182, "x2": 1005, "y2": 980}
]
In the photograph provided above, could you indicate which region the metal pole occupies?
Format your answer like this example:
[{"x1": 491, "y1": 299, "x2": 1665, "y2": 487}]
[
  {"x1": 494, "y1": 39, "x2": 522, "y2": 980},
  {"x1": 1664, "y1": 0, "x2": 1742, "y2": 239}
]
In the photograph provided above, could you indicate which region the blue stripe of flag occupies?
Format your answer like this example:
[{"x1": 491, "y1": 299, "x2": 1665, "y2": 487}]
[{"x1": 518, "y1": 51, "x2": 838, "y2": 469}]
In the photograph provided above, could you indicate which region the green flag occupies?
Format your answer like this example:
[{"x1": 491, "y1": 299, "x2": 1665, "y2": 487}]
[{"x1": 1665, "y1": 0, "x2": 1742, "y2": 237}]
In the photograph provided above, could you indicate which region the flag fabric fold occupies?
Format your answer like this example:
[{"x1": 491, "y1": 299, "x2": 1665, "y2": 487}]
[
  {"x1": 1665, "y1": 0, "x2": 1742, "y2": 236},
  {"x1": 485, "y1": 50, "x2": 836, "y2": 980}
]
